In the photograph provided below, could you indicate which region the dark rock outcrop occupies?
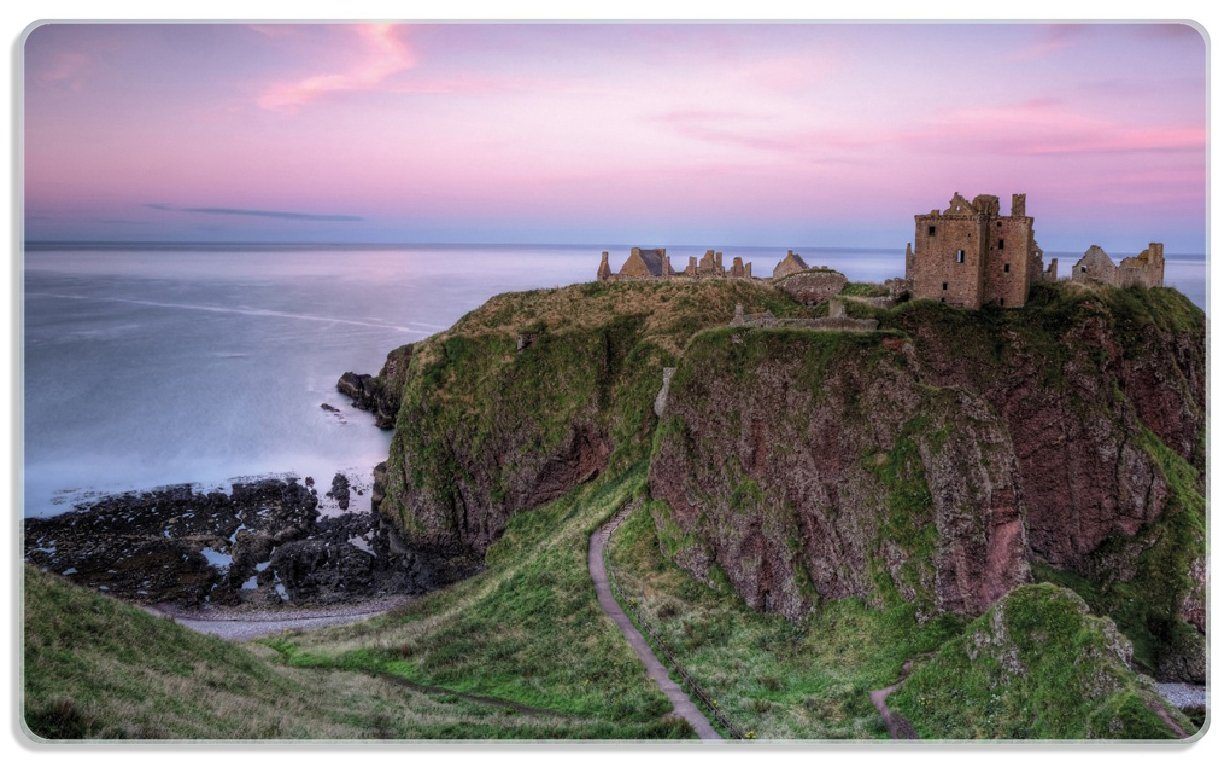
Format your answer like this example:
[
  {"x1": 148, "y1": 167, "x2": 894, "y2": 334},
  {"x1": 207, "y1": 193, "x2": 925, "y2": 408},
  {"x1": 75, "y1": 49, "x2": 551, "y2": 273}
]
[
  {"x1": 327, "y1": 473, "x2": 351, "y2": 510},
  {"x1": 23, "y1": 477, "x2": 472, "y2": 608},
  {"x1": 337, "y1": 343, "x2": 416, "y2": 429}
]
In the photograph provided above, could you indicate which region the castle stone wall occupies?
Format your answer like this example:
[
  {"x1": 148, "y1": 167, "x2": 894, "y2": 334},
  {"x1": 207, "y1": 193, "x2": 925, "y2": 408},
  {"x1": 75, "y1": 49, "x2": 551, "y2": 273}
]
[{"x1": 776, "y1": 269, "x2": 848, "y2": 305}]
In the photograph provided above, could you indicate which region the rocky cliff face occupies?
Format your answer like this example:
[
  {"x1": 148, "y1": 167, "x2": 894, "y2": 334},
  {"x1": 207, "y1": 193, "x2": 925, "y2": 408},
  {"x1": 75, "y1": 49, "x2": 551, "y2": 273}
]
[
  {"x1": 649, "y1": 328, "x2": 1031, "y2": 620},
  {"x1": 648, "y1": 284, "x2": 1203, "y2": 672},
  {"x1": 358, "y1": 279, "x2": 1202, "y2": 674},
  {"x1": 369, "y1": 279, "x2": 810, "y2": 556}
]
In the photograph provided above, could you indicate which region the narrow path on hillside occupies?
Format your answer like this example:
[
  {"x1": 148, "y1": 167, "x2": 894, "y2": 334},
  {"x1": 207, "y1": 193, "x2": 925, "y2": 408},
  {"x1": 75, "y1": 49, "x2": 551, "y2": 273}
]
[
  {"x1": 589, "y1": 507, "x2": 723, "y2": 741},
  {"x1": 869, "y1": 658, "x2": 919, "y2": 739},
  {"x1": 869, "y1": 681, "x2": 918, "y2": 740}
]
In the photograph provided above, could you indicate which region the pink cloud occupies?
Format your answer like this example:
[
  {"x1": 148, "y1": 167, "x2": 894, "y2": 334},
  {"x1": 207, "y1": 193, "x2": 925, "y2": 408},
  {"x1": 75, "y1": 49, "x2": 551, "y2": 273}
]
[
  {"x1": 901, "y1": 101, "x2": 1205, "y2": 156},
  {"x1": 257, "y1": 24, "x2": 416, "y2": 110},
  {"x1": 656, "y1": 97, "x2": 1203, "y2": 166},
  {"x1": 35, "y1": 51, "x2": 89, "y2": 89},
  {"x1": 1010, "y1": 24, "x2": 1088, "y2": 61}
]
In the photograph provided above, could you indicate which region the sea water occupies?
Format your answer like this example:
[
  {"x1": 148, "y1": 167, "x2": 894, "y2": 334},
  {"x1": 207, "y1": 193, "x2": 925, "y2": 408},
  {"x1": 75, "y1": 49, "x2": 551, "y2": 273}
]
[{"x1": 22, "y1": 244, "x2": 1206, "y2": 517}]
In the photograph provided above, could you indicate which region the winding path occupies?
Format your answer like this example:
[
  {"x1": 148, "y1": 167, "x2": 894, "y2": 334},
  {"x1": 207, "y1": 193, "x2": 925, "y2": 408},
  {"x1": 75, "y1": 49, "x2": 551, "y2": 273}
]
[
  {"x1": 869, "y1": 681, "x2": 918, "y2": 740},
  {"x1": 589, "y1": 507, "x2": 722, "y2": 741}
]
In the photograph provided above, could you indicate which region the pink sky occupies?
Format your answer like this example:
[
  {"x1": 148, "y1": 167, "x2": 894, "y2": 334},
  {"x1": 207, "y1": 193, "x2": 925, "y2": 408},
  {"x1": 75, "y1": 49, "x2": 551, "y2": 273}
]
[{"x1": 24, "y1": 23, "x2": 1207, "y2": 251}]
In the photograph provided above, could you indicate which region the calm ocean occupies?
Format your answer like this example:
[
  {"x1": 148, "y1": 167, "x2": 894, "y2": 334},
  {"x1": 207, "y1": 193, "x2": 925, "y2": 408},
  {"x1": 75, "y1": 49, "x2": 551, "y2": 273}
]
[{"x1": 22, "y1": 244, "x2": 1207, "y2": 517}]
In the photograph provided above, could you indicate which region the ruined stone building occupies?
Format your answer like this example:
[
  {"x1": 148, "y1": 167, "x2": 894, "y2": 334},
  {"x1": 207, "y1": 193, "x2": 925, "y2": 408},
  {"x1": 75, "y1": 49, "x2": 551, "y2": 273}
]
[
  {"x1": 906, "y1": 192, "x2": 1052, "y2": 309},
  {"x1": 596, "y1": 247, "x2": 837, "y2": 284},
  {"x1": 1072, "y1": 243, "x2": 1165, "y2": 288},
  {"x1": 772, "y1": 250, "x2": 810, "y2": 279},
  {"x1": 596, "y1": 247, "x2": 753, "y2": 281}
]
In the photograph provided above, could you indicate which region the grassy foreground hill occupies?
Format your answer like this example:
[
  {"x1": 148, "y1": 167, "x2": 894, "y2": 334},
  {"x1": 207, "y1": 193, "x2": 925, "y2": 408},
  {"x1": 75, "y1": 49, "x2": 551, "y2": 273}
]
[{"x1": 22, "y1": 563, "x2": 685, "y2": 739}]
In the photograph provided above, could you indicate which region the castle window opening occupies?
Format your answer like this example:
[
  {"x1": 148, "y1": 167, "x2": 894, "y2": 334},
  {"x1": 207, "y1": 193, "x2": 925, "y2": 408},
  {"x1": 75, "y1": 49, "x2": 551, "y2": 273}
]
[
  {"x1": 942, "y1": 281, "x2": 948, "y2": 291},
  {"x1": 956, "y1": 250, "x2": 965, "y2": 263},
  {"x1": 999, "y1": 297, "x2": 1004, "y2": 306},
  {"x1": 928, "y1": 225, "x2": 936, "y2": 237},
  {"x1": 1004, "y1": 263, "x2": 1010, "y2": 273},
  {"x1": 997, "y1": 239, "x2": 1004, "y2": 250}
]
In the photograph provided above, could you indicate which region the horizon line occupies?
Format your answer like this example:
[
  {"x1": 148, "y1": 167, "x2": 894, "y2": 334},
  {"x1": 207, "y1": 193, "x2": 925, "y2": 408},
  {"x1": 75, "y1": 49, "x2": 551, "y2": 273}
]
[{"x1": 22, "y1": 240, "x2": 1209, "y2": 257}]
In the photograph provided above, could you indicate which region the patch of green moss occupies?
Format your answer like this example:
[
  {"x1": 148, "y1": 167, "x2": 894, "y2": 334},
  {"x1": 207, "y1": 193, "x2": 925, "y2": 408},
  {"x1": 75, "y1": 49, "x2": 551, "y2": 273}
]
[
  {"x1": 863, "y1": 416, "x2": 939, "y2": 612},
  {"x1": 839, "y1": 282, "x2": 890, "y2": 297}
]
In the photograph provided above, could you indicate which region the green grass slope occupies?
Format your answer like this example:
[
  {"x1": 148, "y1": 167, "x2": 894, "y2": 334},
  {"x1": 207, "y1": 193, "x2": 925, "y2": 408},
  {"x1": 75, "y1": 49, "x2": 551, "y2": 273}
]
[
  {"x1": 887, "y1": 583, "x2": 1195, "y2": 740},
  {"x1": 23, "y1": 565, "x2": 666, "y2": 740},
  {"x1": 604, "y1": 497, "x2": 962, "y2": 738},
  {"x1": 273, "y1": 464, "x2": 692, "y2": 739}
]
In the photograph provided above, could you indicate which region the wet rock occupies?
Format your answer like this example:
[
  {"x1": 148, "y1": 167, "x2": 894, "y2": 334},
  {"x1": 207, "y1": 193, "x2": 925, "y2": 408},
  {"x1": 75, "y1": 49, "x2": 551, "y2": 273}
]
[
  {"x1": 326, "y1": 473, "x2": 351, "y2": 511},
  {"x1": 23, "y1": 475, "x2": 471, "y2": 610},
  {"x1": 269, "y1": 539, "x2": 376, "y2": 604},
  {"x1": 371, "y1": 461, "x2": 387, "y2": 510}
]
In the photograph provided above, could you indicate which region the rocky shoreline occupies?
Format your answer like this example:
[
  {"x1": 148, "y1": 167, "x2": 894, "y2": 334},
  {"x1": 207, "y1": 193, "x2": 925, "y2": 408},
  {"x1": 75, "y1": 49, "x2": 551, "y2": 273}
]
[{"x1": 24, "y1": 472, "x2": 480, "y2": 613}]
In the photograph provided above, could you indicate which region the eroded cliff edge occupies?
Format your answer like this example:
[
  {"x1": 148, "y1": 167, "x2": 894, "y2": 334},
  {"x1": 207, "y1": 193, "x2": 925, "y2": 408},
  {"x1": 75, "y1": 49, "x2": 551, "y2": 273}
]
[{"x1": 351, "y1": 279, "x2": 1204, "y2": 679}]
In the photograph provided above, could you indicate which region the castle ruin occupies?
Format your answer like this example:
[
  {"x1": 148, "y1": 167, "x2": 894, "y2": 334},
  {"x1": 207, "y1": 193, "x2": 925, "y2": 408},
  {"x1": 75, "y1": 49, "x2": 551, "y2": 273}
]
[
  {"x1": 593, "y1": 196, "x2": 1165, "y2": 309},
  {"x1": 596, "y1": 247, "x2": 760, "y2": 281},
  {"x1": 772, "y1": 250, "x2": 809, "y2": 279},
  {"x1": 1072, "y1": 243, "x2": 1165, "y2": 288}
]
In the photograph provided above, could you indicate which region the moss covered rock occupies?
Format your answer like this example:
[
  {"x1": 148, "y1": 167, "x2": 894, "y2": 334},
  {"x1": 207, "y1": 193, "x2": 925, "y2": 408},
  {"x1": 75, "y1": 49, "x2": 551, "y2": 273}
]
[{"x1": 888, "y1": 583, "x2": 1195, "y2": 739}]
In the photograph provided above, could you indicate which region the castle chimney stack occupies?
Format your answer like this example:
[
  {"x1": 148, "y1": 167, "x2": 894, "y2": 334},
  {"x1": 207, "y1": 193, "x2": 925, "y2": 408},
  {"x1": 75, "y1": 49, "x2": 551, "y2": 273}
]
[
  {"x1": 597, "y1": 251, "x2": 611, "y2": 281},
  {"x1": 1012, "y1": 194, "x2": 1027, "y2": 217}
]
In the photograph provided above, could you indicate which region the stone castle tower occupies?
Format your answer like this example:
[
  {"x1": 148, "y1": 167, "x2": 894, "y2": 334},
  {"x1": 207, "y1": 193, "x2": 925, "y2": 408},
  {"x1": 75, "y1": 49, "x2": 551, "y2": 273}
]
[{"x1": 906, "y1": 192, "x2": 1046, "y2": 309}]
